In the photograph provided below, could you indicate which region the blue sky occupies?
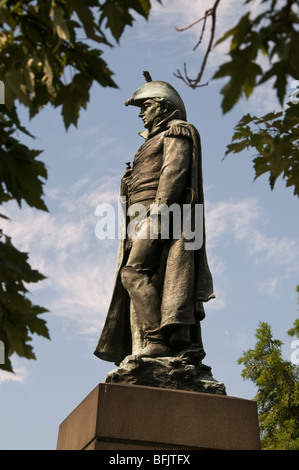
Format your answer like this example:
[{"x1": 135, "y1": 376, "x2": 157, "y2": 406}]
[{"x1": 0, "y1": 0, "x2": 298, "y2": 450}]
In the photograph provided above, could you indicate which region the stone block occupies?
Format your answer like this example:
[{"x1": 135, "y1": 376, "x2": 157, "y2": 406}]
[{"x1": 56, "y1": 383, "x2": 260, "y2": 450}]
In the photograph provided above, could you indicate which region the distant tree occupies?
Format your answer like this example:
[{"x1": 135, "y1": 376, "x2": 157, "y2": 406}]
[{"x1": 238, "y1": 321, "x2": 299, "y2": 449}]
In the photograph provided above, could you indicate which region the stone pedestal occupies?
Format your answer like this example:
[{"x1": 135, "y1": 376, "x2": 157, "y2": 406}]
[{"x1": 56, "y1": 383, "x2": 260, "y2": 450}]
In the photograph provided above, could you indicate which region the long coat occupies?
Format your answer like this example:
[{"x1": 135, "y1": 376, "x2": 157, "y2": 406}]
[{"x1": 94, "y1": 116, "x2": 215, "y2": 365}]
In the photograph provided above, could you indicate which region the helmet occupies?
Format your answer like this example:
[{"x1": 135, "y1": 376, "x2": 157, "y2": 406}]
[{"x1": 124, "y1": 73, "x2": 187, "y2": 121}]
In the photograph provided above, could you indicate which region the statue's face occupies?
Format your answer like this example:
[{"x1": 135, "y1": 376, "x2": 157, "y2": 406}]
[{"x1": 138, "y1": 99, "x2": 161, "y2": 130}]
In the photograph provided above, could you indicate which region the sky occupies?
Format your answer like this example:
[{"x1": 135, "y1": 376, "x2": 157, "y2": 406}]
[{"x1": 0, "y1": 0, "x2": 298, "y2": 450}]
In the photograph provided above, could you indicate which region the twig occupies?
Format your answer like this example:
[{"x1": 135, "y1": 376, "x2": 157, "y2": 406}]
[
  {"x1": 175, "y1": 9, "x2": 213, "y2": 32},
  {"x1": 193, "y1": 12, "x2": 208, "y2": 51},
  {"x1": 174, "y1": 0, "x2": 222, "y2": 89}
]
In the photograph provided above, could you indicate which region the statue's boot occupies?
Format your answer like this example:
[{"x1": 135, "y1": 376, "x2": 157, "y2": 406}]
[
  {"x1": 140, "y1": 339, "x2": 171, "y2": 357},
  {"x1": 121, "y1": 266, "x2": 171, "y2": 357},
  {"x1": 168, "y1": 325, "x2": 191, "y2": 352}
]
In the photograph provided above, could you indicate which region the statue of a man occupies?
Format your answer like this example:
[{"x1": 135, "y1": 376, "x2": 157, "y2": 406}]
[{"x1": 94, "y1": 73, "x2": 215, "y2": 366}]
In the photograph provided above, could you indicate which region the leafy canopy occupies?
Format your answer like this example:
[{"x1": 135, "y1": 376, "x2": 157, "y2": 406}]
[
  {"x1": 214, "y1": 0, "x2": 299, "y2": 111},
  {"x1": 212, "y1": 0, "x2": 299, "y2": 196},
  {"x1": 225, "y1": 104, "x2": 299, "y2": 196}
]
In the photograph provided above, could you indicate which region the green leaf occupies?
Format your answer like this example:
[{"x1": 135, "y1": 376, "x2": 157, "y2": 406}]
[
  {"x1": 288, "y1": 318, "x2": 299, "y2": 339},
  {"x1": 68, "y1": 0, "x2": 108, "y2": 44},
  {"x1": 258, "y1": 61, "x2": 288, "y2": 105},
  {"x1": 53, "y1": 5, "x2": 70, "y2": 40},
  {"x1": 225, "y1": 140, "x2": 249, "y2": 156},
  {"x1": 253, "y1": 155, "x2": 271, "y2": 179},
  {"x1": 4, "y1": 67, "x2": 32, "y2": 108},
  {"x1": 65, "y1": 43, "x2": 117, "y2": 90},
  {"x1": 213, "y1": 1, "x2": 299, "y2": 113},
  {"x1": 213, "y1": 46, "x2": 262, "y2": 113},
  {"x1": 100, "y1": 0, "x2": 135, "y2": 41},
  {"x1": 42, "y1": 54, "x2": 57, "y2": 99},
  {"x1": 100, "y1": 0, "x2": 151, "y2": 41},
  {"x1": 215, "y1": 13, "x2": 252, "y2": 50},
  {"x1": 0, "y1": 234, "x2": 49, "y2": 372},
  {"x1": 4, "y1": 319, "x2": 36, "y2": 359},
  {"x1": 0, "y1": 120, "x2": 48, "y2": 210},
  {"x1": 225, "y1": 108, "x2": 299, "y2": 196}
]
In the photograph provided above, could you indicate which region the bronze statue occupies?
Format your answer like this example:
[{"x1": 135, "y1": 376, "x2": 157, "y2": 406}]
[{"x1": 94, "y1": 72, "x2": 215, "y2": 369}]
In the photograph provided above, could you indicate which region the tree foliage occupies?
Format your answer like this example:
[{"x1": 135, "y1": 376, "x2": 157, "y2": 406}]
[
  {"x1": 176, "y1": 0, "x2": 299, "y2": 196},
  {"x1": 0, "y1": 232, "x2": 49, "y2": 372},
  {"x1": 0, "y1": 0, "x2": 158, "y2": 372},
  {"x1": 225, "y1": 103, "x2": 299, "y2": 196},
  {"x1": 176, "y1": 0, "x2": 299, "y2": 320},
  {"x1": 213, "y1": 0, "x2": 299, "y2": 112},
  {"x1": 216, "y1": 0, "x2": 299, "y2": 197},
  {"x1": 238, "y1": 321, "x2": 299, "y2": 450},
  {"x1": 212, "y1": 0, "x2": 299, "y2": 309}
]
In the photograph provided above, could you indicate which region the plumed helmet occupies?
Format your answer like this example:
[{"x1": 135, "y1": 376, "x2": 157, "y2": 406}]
[{"x1": 124, "y1": 71, "x2": 187, "y2": 121}]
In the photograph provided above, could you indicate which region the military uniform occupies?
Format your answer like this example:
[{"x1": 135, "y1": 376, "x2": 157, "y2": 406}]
[{"x1": 94, "y1": 78, "x2": 215, "y2": 365}]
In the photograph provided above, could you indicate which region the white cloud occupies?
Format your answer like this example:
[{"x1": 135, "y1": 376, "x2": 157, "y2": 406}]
[
  {"x1": 234, "y1": 331, "x2": 250, "y2": 350},
  {"x1": 1, "y1": 176, "x2": 121, "y2": 338},
  {"x1": 206, "y1": 198, "x2": 261, "y2": 247},
  {"x1": 148, "y1": 0, "x2": 246, "y2": 63},
  {"x1": 150, "y1": 0, "x2": 244, "y2": 38},
  {"x1": 258, "y1": 277, "x2": 279, "y2": 297},
  {"x1": 126, "y1": 0, "x2": 286, "y2": 116},
  {"x1": 0, "y1": 362, "x2": 29, "y2": 384},
  {"x1": 2, "y1": 179, "x2": 298, "y2": 343},
  {"x1": 204, "y1": 197, "x2": 299, "y2": 310},
  {"x1": 206, "y1": 282, "x2": 227, "y2": 311},
  {"x1": 206, "y1": 197, "x2": 299, "y2": 268},
  {"x1": 148, "y1": 0, "x2": 286, "y2": 112},
  {"x1": 248, "y1": 230, "x2": 299, "y2": 268},
  {"x1": 127, "y1": 0, "x2": 244, "y2": 70}
]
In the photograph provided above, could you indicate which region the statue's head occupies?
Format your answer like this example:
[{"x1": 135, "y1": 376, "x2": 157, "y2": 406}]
[{"x1": 125, "y1": 72, "x2": 187, "y2": 129}]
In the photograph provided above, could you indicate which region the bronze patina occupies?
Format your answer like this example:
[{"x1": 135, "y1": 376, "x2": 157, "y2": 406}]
[{"x1": 94, "y1": 73, "x2": 216, "y2": 373}]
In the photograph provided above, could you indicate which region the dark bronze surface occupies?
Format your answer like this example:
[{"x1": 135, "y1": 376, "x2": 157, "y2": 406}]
[{"x1": 94, "y1": 76, "x2": 216, "y2": 386}]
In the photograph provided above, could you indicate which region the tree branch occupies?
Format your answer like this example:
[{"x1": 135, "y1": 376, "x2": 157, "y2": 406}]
[{"x1": 174, "y1": 0, "x2": 221, "y2": 89}]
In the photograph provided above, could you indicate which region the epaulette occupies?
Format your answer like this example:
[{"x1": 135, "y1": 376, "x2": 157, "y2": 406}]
[{"x1": 164, "y1": 124, "x2": 192, "y2": 139}]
